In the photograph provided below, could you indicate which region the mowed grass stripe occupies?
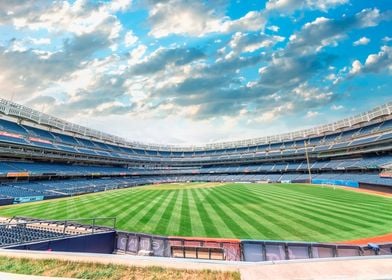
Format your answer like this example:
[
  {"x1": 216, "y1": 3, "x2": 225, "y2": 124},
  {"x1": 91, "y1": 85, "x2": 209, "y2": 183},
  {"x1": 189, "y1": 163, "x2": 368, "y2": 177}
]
[
  {"x1": 154, "y1": 190, "x2": 180, "y2": 235},
  {"x1": 132, "y1": 190, "x2": 174, "y2": 232},
  {"x1": 193, "y1": 188, "x2": 238, "y2": 238},
  {"x1": 285, "y1": 184, "x2": 390, "y2": 203},
  {"x1": 273, "y1": 185, "x2": 392, "y2": 215},
  {"x1": 264, "y1": 186, "x2": 391, "y2": 226},
  {"x1": 248, "y1": 185, "x2": 388, "y2": 235},
  {"x1": 186, "y1": 188, "x2": 207, "y2": 237},
  {"x1": 165, "y1": 190, "x2": 184, "y2": 235},
  {"x1": 213, "y1": 185, "x2": 315, "y2": 239},
  {"x1": 189, "y1": 188, "x2": 220, "y2": 237},
  {"x1": 179, "y1": 190, "x2": 192, "y2": 236},
  {"x1": 245, "y1": 185, "x2": 391, "y2": 239},
  {"x1": 140, "y1": 191, "x2": 176, "y2": 234},
  {"x1": 224, "y1": 184, "x2": 348, "y2": 240},
  {"x1": 47, "y1": 188, "x2": 157, "y2": 225},
  {"x1": 74, "y1": 189, "x2": 160, "y2": 227},
  {"x1": 266, "y1": 187, "x2": 392, "y2": 221},
  {"x1": 0, "y1": 188, "x2": 146, "y2": 219},
  {"x1": 215, "y1": 185, "x2": 325, "y2": 240},
  {"x1": 206, "y1": 186, "x2": 285, "y2": 239},
  {"x1": 267, "y1": 185, "x2": 392, "y2": 219},
  {"x1": 197, "y1": 188, "x2": 251, "y2": 238},
  {"x1": 215, "y1": 187, "x2": 303, "y2": 240},
  {"x1": 247, "y1": 185, "x2": 389, "y2": 229},
  {"x1": 119, "y1": 190, "x2": 173, "y2": 232},
  {"x1": 64, "y1": 192, "x2": 152, "y2": 222},
  {"x1": 243, "y1": 185, "x2": 360, "y2": 234},
  {"x1": 112, "y1": 190, "x2": 169, "y2": 231}
]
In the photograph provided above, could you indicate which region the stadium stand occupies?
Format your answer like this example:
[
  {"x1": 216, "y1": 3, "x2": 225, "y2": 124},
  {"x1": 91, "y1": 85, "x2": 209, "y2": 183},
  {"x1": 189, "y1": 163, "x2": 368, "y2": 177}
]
[
  {"x1": 1, "y1": 216, "x2": 391, "y2": 262},
  {"x1": 0, "y1": 98, "x2": 391, "y2": 204},
  {"x1": 0, "y1": 217, "x2": 116, "y2": 254}
]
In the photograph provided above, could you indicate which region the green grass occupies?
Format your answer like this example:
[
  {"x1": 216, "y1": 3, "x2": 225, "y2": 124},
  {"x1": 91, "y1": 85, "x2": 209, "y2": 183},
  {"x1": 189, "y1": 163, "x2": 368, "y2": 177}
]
[
  {"x1": 0, "y1": 256, "x2": 240, "y2": 280},
  {"x1": 0, "y1": 183, "x2": 391, "y2": 242}
]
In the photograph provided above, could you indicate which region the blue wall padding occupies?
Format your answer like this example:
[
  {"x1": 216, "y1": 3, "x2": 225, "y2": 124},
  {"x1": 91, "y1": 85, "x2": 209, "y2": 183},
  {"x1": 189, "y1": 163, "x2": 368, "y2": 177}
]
[{"x1": 312, "y1": 179, "x2": 359, "y2": 188}]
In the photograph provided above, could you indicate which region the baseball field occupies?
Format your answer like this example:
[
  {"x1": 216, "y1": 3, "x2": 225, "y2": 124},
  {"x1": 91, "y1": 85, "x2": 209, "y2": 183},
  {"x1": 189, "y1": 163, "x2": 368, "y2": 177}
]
[{"x1": 0, "y1": 183, "x2": 390, "y2": 242}]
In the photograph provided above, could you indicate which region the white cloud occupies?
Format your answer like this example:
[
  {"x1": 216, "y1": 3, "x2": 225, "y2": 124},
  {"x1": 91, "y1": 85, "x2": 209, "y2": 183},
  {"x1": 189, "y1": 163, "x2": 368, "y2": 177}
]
[
  {"x1": 382, "y1": 36, "x2": 392, "y2": 43},
  {"x1": 8, "y1": 0, "x2": 128, "y2": 39},
  {"x1": 108, "y1": 0, "x2": 132, "y2": 12},
  {"x1": 124, "y1": 30, "x2": 138, "y2": 47},
  {"x1": 255, "y1": 103, "x2": 294, "y2": 122},
  {"x1": 285, "y1": 8, "x2": 384, "y2": 56},
  {"x1": 7, "y1": 37, "x2": 51, "y2": 52},
  {"x1": 267, "y1": 25, "x2": 280, "y2": 32},
  {"x1": 353, "y1": 37, "x2": 370, "y2": 46},
  {"x1": 349, "y1": 46, "x2": 392, "y2": 76},
  {"x1": 293, "y1": 83, "x2": 333, "y2": 102},
  {"x1": 331, "y1": 104, "x2": 344, "y2": 110},
  {"x1": 129, "y1": 44, "x2": 147, "y2": 64},
  {"x1": 228, "y1": 32, "x2": 284, "y2": 56},
  {"x1": 349, "y1": 60, "x2": 362, "y2": 75},
  {"x1": 266, "y1": 0, "x2": 349, "y2": 13},
  {"x1": 30, "y1": 37, "x2": 51, "y2": 45},
  {"x1": 356, "y1": 8, "x2": 381, "y2": 28},
  {"x1": 147, "y1": 1, "x2": 265, "y2": 38},
  {"x1": 306, "y1": 110, "x2": 319, "y2": 118},
  {"x1": 326, "y1": 73, "x2": 336, "y2": 80}
]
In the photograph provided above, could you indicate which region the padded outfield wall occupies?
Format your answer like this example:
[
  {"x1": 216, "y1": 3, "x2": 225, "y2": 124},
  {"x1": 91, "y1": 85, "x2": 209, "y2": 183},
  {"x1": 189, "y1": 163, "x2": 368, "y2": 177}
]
[{"x1": 114, "y1": 232, "x2": 391, "y2": 262}]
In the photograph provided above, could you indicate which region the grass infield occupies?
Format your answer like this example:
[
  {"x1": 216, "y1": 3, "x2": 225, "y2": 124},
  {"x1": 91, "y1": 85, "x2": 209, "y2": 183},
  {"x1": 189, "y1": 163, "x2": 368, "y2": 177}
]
[{"x1": 0, "y1": 183, "x2": 391, "y2": 242}]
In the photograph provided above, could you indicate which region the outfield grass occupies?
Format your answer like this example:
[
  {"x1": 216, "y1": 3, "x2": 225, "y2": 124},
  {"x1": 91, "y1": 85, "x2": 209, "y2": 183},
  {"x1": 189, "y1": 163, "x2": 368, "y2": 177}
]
[
  {"x1": 0, "y1": 183, "x2": 391, "y2": 242},
  {"x1": 0, "y1": 256, "x2": 240, "y2": 280}
]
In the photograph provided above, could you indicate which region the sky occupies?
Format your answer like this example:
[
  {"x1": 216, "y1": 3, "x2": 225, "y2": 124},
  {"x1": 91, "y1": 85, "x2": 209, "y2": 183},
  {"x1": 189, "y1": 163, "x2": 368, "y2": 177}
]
[{"x1": 0, "y1": 0, "x2": 391, "y2": 145}]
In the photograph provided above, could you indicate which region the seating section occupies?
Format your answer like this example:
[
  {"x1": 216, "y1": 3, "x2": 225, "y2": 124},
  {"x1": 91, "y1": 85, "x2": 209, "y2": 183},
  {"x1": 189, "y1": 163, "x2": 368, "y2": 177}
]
[
  {"x1": 0, "y1": 185, "x2": 50, "y2": 198},
  {"x1": 0, "y1": 155, "x2": 391, "y2": 177},
  {"x1": 0, "y1": 162, "x2": 129, "y2": 176},
  {"x1": 0, "y1": 117, "x2": 391, "y2": 163},
  {"x1": 1, "y1": 170, "x2": 391, "y2": 202},
  {"x1": 0, "y1": 224, "x2": 67, "y2": 246}
]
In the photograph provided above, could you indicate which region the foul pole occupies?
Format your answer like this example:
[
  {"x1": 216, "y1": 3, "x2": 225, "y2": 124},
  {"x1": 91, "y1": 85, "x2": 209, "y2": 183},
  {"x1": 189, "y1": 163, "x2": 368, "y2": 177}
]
[{"x1": 304, "y1": 140, "x2": 312, "y2": 183}]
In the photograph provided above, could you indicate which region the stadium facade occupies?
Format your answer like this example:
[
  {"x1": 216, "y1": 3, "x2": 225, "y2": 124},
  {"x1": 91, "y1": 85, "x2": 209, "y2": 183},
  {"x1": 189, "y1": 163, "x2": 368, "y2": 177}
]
[{"x1": 0, "y1": 98, "x2": 391, "y2": 204}]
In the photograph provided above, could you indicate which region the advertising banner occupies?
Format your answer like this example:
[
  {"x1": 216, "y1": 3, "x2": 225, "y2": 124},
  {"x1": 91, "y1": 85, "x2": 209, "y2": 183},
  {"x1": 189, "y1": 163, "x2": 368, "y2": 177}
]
[{"x1": 14, "y1": 196, "x2": 44, "y2": 203}]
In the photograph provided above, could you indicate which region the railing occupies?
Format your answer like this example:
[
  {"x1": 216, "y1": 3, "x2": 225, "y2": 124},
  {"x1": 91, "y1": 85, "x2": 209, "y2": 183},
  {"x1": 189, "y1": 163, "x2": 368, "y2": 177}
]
[{"x1": 0, "y1": 98, "x2": 391, "y2": 151}]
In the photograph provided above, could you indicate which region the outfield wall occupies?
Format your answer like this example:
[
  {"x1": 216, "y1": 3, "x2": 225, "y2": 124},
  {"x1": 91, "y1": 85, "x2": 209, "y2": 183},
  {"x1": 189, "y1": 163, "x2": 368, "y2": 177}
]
[
  {"x1": 8, "y1": 231, "x2": 116, "y2": 254},
  {"x1": 114, "y1": 231, "x2": 392, "y2": 262},
  {"x1": 4, "y1": 225, "x2": 391, "y2": 262}
]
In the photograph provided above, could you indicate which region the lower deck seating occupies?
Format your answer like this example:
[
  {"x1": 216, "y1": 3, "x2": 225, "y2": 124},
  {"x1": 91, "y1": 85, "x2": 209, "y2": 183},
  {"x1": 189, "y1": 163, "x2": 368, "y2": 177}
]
[
  {"x1": 0, "y1": 224, "x2": 67, "y2": 246},
  {"x1": 0, "y1": 171, "x2": 391, "y2": 202}
]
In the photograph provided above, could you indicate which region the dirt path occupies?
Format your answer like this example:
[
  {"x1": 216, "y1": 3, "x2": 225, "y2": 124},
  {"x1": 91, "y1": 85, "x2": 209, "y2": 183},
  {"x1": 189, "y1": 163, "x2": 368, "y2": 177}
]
[
  {"x1": 349, "y1": 187, "x2": 392, "y2": 197},
  {"x1": 340, "y1": 232, "x2": 392, "y2": 245},
  {"x1": 307, "y1": 183, "x2": 392, "y2": 198}
]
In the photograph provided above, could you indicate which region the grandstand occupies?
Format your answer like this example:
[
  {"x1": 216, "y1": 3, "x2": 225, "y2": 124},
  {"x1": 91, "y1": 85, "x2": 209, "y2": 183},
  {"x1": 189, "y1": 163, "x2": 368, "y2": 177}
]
[{"x1": 0, "y1": 98, "x2": 391, "y2": 203}]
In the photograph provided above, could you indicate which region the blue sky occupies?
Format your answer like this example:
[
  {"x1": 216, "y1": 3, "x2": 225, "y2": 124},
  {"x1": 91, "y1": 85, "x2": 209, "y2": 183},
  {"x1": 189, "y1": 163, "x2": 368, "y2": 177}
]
[{"x1": 0, "y1": 0, "x2": 391, "y2": 145}]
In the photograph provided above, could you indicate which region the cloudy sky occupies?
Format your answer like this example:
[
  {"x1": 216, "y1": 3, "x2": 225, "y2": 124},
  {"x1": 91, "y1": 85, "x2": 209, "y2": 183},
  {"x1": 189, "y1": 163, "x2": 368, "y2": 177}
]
[{"x1": 0, "y1": 0, "x2": 391, "y2": 145}]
